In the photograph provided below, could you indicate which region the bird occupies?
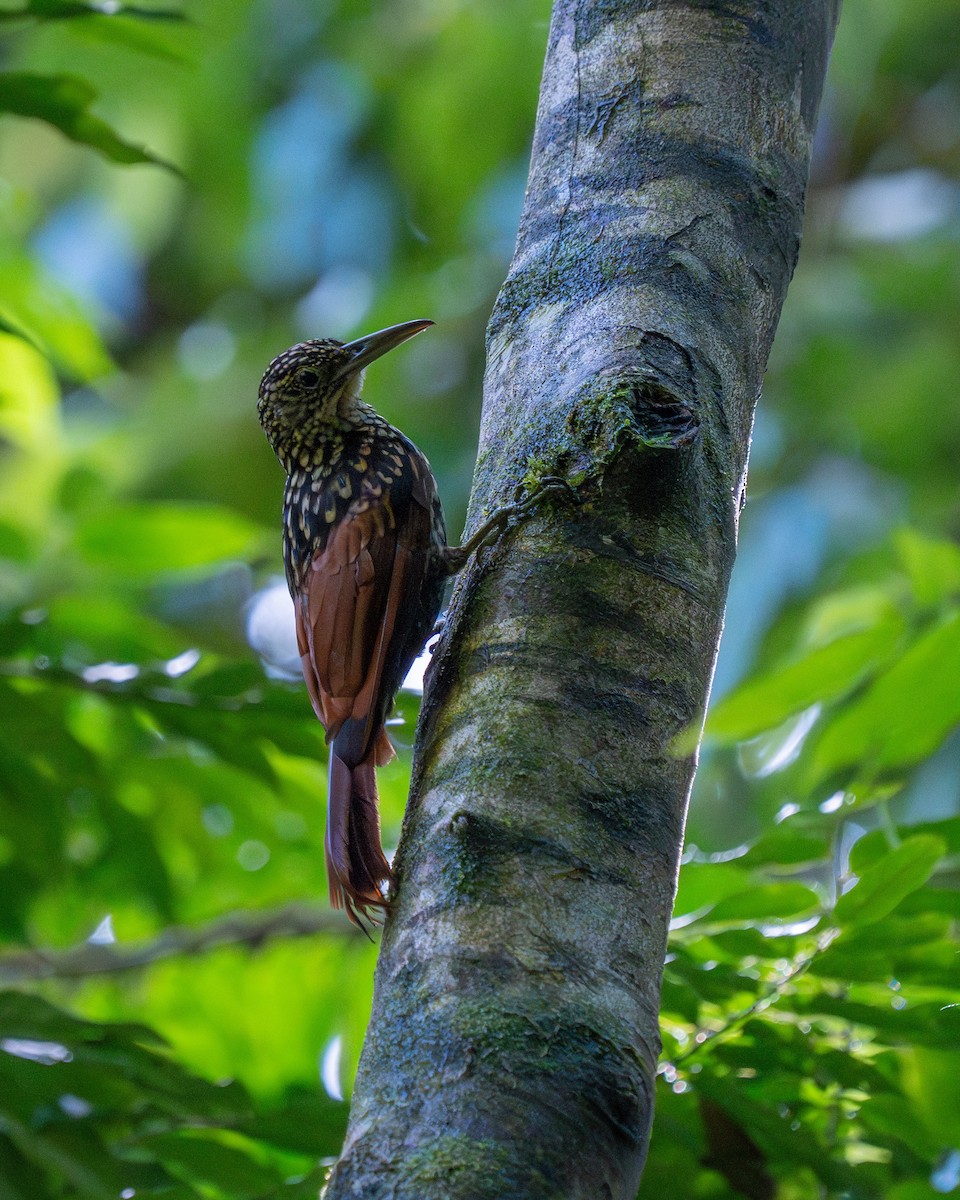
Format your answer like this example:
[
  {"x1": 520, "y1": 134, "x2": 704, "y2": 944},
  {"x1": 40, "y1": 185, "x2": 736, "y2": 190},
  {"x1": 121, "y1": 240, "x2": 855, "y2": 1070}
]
[{"x1": 258, "y1": 320, "x2": 567, "y2": 927}]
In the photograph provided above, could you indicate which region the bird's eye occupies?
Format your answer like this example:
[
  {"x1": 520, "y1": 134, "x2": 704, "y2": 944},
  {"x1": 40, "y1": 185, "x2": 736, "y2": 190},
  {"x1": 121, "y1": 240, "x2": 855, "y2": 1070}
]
[{"x1": 297, "y1": 368, "x2": 320, "y2": 388}]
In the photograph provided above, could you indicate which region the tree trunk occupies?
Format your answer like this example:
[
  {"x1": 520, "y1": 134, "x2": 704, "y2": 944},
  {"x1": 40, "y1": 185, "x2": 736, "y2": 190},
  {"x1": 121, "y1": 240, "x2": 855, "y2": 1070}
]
[{"x1": 327, "y1": 2, "x2": 839, "y2": 1196}]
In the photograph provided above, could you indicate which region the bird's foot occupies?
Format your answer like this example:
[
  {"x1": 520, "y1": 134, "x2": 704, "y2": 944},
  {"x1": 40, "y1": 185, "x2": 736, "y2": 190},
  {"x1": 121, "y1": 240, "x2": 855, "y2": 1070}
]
[
  {"x1": 513, "y1": 474, "x2": 580, "y2": 514},
  {"x1": 444, "y1": 475, "x2": 581, "y2": 573}
]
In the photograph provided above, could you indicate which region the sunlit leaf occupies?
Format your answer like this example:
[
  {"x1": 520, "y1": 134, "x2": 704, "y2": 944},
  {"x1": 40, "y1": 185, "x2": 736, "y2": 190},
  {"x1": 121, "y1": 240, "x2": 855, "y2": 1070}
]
[
  {"x1": 858, "y1": 1092, "x2": 941, "y2": 1160},
  {"x1": 0, "y1": 520, "x2": 31, "y2": 563},
  {"x1": 0, "y1": 333, "x2": 60, "y2": 451},
  {"x1": 706, "y1": 881, "x2": 820, "y2": 923},
  {"x1": 810, "y1": 611, "x2": 960, "y2": 779},
  {"x1": 0, "y1": 311, "x2": 43, "y2": 353},
  {"x1": 75, "y1": 503, "x2": 269, "y2": 576},
  {"x1": 0, "y1": 71, "x2": 178, "y2": 170},
  {"x1": 801, "y1": 585, "x2": 902, "y2": 648},
  {"x1": 700, "y1": 927, "x2": 802, "y2": 961},
  {"x1": 739, "y1": 821, "x2": 832, "y2": 868},
  {"x1": 40, "y1": 593, "x2": 186, "y2": 661},
  {"x1": 901, "y1": 1048, "x2": 960, "y2": 1148},
  {"x1": 134, "y1": 1131, "x2": 283, "y2": 1195},
  {"x1": 0, "y1": 252, "x2": 111, "y2": 380},
  {"x1": 896, "y1": 527, "x2": 960, "y2": 608},
  {"x1": 65, "y1": 14, "x2": 189, "y2": 61},
  {"x1": 672, "y1": 863, "x2": 751, "y2": 917},
  {"x1": 706, "y1": 624, "x2": 899, "y2": 743},
  {"x1": 834, "y1": 834, "x2": 946, "y2": 929}
]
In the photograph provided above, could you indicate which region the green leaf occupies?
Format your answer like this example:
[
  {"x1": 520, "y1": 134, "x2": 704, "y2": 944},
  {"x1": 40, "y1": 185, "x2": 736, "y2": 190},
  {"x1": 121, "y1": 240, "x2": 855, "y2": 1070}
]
[
  {"x1": 849, "y1": 828, "x2": 899, "y2": 876},
  {"x1": 897, "y1": 527, "x2": 960, "y2": 607},
  {"x1": 0, "y1": 1132, "x2": 51, "y2": 1200},
  {"x1": 0, "y1": 253, "x2": 111, "y2": 381},
  {"x1": 706, "y1": 624, "x2": 898, "y2": 742},
  {"x1": 672, "y1": 863, "x2": 752, "y2": 917},
  {"x1": 240, "y1": 1083, "x2": 347, "y2": 1156},
  {"x1": 693, "y1": 1074, "x2": 854, "y2": 1190},
  {"x1": 834, "y1": 911, "x2": 952, "y2": 953},
  {"x1": 900, "y1": 886, "x2": 960, "y2": 920},
  {"x1": 674, "y1": 863, "x2": 821, "y2": 925},
  {"x1": 98, "y1": 797, "x2": 177, "y2": 921},
  {"x1": 0, "y1": 0, "x2": 185, "y2": 19},
  {"x1": 809, "y1": 944, "x2": 892, "y2": 982},
  {"x1": 813, "y1": 1047, "x2": 900, "y2": 1097},
  {"x1": 659, "y1": 972, "x2": 701, "y2": 1022},
  {"x1": 834, "y1": 834, "x2": 946, "y2": 929},
  {"x1": 0, "y1": 333, "x2": 60, "y2": 454},
  {"x1": 65, "y1": 12, "x2": 189, "y2": 61},
  {"x1": 155, "y1": 706, "x2": 279, "y2": 786},
  {"x1": 0, "y1": 313, "x2": 44, "y2": 355},
  {"x1": 739, "y1": 824, "x2": 832, "y2": 868},
  {"x1": 701, "y1": 927, "x2": 802, "y2": 961},
  {"x1": 903, "y1": 817, "x2": 960, "y2": 856},
  {"x1": 3, "y1": 1122, "x2": 125, "y2": 1200},
  {"x1": 41, "y1": 593, "x2": 186, "y2": 660},
  {"x1": 0, "y1": 72, "x2": 179, "y2": 170},
  {"x1": 0, "y1": 520, "x2": 31, "y2": 564},
  {"x1": 801, "y1": 584, "x2": 902, "y2": 646},
  {"x1": 0, "y1": 989, "x2": 164, "y2": 1049},
  {"x1": 885, "y1": 1185, "x2": 945, "y2": 1200},
  {"x1": 135, "y1": 1131, "x2": 283, "y2": 1196},
  {"x1": 858, "y1": 1092, "x2": 941, "y2": 1160},
  {"x1": 810, "y1": 610, "x2": 960, "y2": 779},
  {"x1": 706, "y1": 882, "x2": 821, "y2": 923},
  {"x1": 664, "y1": 954, "x2": 758, "y2": 1005},
  {"x1": 901, "y1": 1048, "x2": 960, "y2": 1147},
  {"x1": 0, "y1": 991, "x2": 254, "y2": 1130},
  {"x1": 75, "y1": 503, "x2": 269, "y2": 577}
]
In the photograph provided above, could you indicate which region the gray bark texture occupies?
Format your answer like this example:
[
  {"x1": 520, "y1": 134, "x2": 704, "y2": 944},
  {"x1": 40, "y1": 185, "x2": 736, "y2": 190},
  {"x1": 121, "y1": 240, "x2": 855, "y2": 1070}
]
[{"x1": 327, "y1": 2, "x2": 839, "y2": 1197}]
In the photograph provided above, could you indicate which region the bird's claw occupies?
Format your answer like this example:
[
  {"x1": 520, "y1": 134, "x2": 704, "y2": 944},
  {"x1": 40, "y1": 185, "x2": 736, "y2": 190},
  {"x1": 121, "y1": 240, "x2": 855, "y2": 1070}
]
[
  {"x1": 499, "y1": 475, "x2": 580, "y2": 531},
  {"x1": 517, "y1": 475, "x2": 581, "y2": 513}
]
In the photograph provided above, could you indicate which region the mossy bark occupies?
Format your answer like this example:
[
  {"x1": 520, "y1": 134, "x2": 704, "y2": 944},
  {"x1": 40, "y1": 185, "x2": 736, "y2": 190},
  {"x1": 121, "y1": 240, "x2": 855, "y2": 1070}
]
[{"x1": 326, "y1": 2, "x2": 839, "y2": 1196}]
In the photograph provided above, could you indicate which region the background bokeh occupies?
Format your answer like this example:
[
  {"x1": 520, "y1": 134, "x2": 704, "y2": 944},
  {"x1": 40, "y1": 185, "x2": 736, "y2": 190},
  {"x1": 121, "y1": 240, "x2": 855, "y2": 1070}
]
[{"x1": 0, "y1": 1, "x2": 958, "y2": 1196}]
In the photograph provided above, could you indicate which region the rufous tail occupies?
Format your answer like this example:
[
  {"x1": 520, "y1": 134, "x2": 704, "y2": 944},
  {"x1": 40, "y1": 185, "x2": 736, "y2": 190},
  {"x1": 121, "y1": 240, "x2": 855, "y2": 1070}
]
[{"x1": 325, "y1": 728, "x2": 394, "y2": 927}]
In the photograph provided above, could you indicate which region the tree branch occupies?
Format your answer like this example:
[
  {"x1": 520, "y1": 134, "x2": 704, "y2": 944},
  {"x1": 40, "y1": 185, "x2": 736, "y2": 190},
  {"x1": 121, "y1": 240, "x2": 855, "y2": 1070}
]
[{"x1": 0, "y1": 903, "x2": 352, "y2": 985}]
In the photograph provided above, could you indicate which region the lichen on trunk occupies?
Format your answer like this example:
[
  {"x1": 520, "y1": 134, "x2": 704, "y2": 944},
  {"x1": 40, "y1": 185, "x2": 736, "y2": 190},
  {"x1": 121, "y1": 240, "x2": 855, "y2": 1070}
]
[{"x1": 326, "y1": 2, "x2": 840, "y2": 1196}]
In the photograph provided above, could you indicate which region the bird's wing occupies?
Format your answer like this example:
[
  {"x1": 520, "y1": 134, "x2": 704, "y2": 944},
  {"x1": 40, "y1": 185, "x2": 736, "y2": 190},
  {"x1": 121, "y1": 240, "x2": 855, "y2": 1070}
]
[{"x1": 294, "y1": 496, "x2": 432, "y2": 763}]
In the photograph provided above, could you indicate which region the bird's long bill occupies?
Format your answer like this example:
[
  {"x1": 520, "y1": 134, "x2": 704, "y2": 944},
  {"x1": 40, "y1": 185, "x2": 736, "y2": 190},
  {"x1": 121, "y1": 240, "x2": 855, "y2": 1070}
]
[{"x1": 335, "y1": 319, "x2": 434, "y2": 380}]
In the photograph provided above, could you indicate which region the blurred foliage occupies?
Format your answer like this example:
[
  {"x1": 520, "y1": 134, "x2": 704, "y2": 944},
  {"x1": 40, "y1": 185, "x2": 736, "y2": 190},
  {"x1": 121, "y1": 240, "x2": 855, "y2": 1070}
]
[{"x1": 0, "y1": 0, "x2": 957, "y2": 1197}]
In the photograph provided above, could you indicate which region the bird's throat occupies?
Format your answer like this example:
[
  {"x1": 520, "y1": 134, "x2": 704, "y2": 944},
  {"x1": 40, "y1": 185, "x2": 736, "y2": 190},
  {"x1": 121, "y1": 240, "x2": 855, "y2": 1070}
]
[{"x1": 276, "y1": 400, "x2": 384, "y2": 476}]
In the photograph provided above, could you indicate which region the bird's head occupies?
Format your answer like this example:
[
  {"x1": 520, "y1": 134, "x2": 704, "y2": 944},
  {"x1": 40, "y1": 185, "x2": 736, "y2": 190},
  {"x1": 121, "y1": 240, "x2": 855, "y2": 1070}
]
[{"x1": 257, "y1": 319, "x2": 433, "y2": 468}]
